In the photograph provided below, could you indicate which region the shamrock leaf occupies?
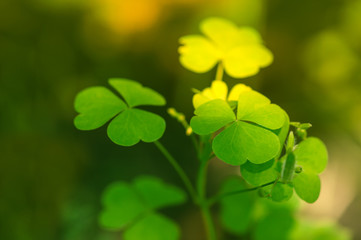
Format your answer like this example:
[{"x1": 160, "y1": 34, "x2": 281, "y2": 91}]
[
  {"x1": 132, "y1": 176, "x2": 187, "y2": 209},
  {"x1": 74, "y1": 79, "x2": 166, "y2": 146},
  {"x1": 179, "y1": 17, "x2": 273, "y2": 78},
  {"x1": 220, "y1": 177, "x2": 255, "y2": 235},
  {"x1": 124, "y1": 213, "x2": 179, "y2": 240},
  {"x1": 292, "y1": 137, "x2": 327, "y2": 203},
  {"x1": 240, "y1": 159, "x2": 280, "y2": 186},
  {"x1": 99, "y1": 176, "x2": 186, "y2": 240},
  {"x1": 99, "y1": 182, "x2": 145, "y2": 230},
  {"x1": 293, "y1": 172, "x2": 321, "y2": 203},
  {"x1": 191, "y1": 90, "x2": 285, "y2": 165},
  {"x1": 254, "y1": 206, "x2": 295, "y2": 240},
  {"x1": 240, "y1": 111, "x2": 290, "y2": 186},
  {"x1": 260, "y1": 137, "x2": 327, "y2": 203}
]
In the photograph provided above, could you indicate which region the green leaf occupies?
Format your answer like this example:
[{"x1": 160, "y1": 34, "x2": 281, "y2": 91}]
[
  {"x1": 132, "y1": 176, "x2": 187, "y2": 209},
  {"x1": 294, "y1": 137, "x2": 328, "y2": 174},
  {"x1": 220, "y1": 177, "x2": 254, "y2": 235},
  {"x1": 237, "y1": 91, "x2": 284, "y2": 129},
  {"x1": 240, "y1": 159, "x2": 279, "y2": 186},
  {"x1": 178, "y1": 35, "x2": 220, "y2": 73},
  {"x1": 213, "y1": 121, "x2": 280, "y2": 165},
  {"x1": 74, "y1": 87, "x2": 127, "y2": 130},
  {"x1": 99, "y1": 182, "x2": 145, "y2": 230},
  {"x1": 109, "y1": 79, "x2": 166, "y2": 108},
  {"x1": 107, "y1": 109, "x2": 166, "y2": 146},
  {"x1": 124, "y1": 213, "x2": 179, "y2": 240},
  {"x1": 237, "y1": 90, "x2": 270, "y2": 118},
  {"x1": 293, "y1": 172, "x2": 321, "y2": 203},
  {"x1": 271, "y1": 183, "x2": 293, "y2": 202},
  {"x1": 254, "y1": 208, "x2": 295, "y2": 240},
  {"x1": 271, "y1": 110, "x2": 290, "y2": 158},
  {"x1": 190, "y1": 99, "x2": 235, "y2": 135}
]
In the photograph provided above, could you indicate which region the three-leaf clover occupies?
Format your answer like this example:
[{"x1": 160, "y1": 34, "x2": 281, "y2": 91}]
[
  {"x1": 191, "y1": 90, "x2": 286, "y2": 165},
  {"x1": 193, "y1": 80, "x2": 252, "y2": 109},
  {"x1": 292, "y1": 137, "x2": 328, "y2": 203},
  {"x1": 99, "y1": 176, "x2": 187, "y2": 240},
  {"x1": 179, "y1": 17, "x2": 273, "y2": 78},
  {"x1": 242, "y1": 136, "x2": 328, "y2": 203},
  {"x1": 74, "y1": 78, "x2": 166, "y2": 146}
]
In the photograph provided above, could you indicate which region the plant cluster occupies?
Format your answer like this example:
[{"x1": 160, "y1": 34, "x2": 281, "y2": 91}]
[{"x1": 73, "y1": 18, "x2": 337, "y2": 240}]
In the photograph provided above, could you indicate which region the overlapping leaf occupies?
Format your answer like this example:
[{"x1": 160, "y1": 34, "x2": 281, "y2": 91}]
[
  {"x1": 191, "y1": 90, "x2": 285, "y2": 165},
  {"x1": 99, "y1": 176, "x2": 186, "y2": 240},
  {"x1": 240, "y1": 112, "x2": 289, "y2": 186},
  {"x1": 179, "y1": 17, "x2": 273, "y2": 78},
  {"x1": 74, "y1": 79, "x2": 166, "y2": 146}
]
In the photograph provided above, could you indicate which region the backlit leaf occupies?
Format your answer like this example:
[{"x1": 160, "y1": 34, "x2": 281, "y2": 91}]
[
  {"x1": 74, "y1": 87, "x2": 127, "y2": 130},
  {"x1": 293, "y1": 172, "x2": 321, "y2": 203},
  {"x1": 191, "y1": 99, "x2": 235, "y2": 135},
  {"x1": 213, "y1": 121, "x2": 280, "y2": 165},
  {"x1": 107, "y1": 109, "x2": 165, "y2": 146},
  {"x1": 294, "y1": 137, "x2": 328, "y2": 174},
  {"x1": 109, "y1": 79, "x2": 166, "y2": 107}
]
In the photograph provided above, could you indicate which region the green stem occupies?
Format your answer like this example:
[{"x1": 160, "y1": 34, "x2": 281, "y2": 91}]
[
  {"x1": 197, "y1": 160, "x2": 217, "y2": 240},
  {"x1": 207, "y1": 181, "x2": 276, "y2": 207},
  {"x1": 200, "y1": 203, "x2": 217, "y2": 240},
  {"x1": 215, "y1": 62, "x2": 224, "y2": 81},
  {"x1": 197, "y1": 161, "x2": 208, "y2": 198},
  {"x1": 154, "y1": 141, "x2": 198, "y2": 203}
]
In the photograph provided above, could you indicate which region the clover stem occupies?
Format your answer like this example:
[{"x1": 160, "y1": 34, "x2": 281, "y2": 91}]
[
  {"x1": 215, "y1": 62, "x2": 224, "y2": 81},
  {"x1": 154, "y1": 141, "x2": 198, "y2": 203},
  {"x1": 196, "y1": 158, "x2": 217, "y2": 240},
  {"x1": 200, "y1": 203, "x2": 217, "y2": 240},
  {"x1": 197, "y1": 160, "x2": 208, "y2": 198},
  {"x1": 206, "y1": 181, "x2": 276, "y2": 207}
]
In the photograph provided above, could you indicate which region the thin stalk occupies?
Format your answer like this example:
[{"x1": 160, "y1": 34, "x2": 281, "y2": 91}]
[
  {"x1": 197, "y1": 161, "x2": 208, "y2": 198},
  {"x1": 200, "y1": 203, "x2": 217, "y2": 240},
  {"x1": 154, "y1": 141, "x2": 198, "y2": 203},
  {"x1": 197, "y1": 160, "x2": 217, "y2": 240},
  {"x1": 207, "y1": 181, "x2": 276, "y2": 206},
  {"x1": 215, "y1": 62, "x2": 224, "y2": 81}
]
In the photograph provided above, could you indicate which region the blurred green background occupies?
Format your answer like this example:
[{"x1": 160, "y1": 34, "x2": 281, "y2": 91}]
[{"x1": 1, "y1": 0, "x2": 361, "y2": 239}]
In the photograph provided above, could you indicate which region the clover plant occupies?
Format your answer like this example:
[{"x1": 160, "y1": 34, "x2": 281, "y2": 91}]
[{"x1": 73, "y1": 17, "x2": 332, "y2": 240}]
